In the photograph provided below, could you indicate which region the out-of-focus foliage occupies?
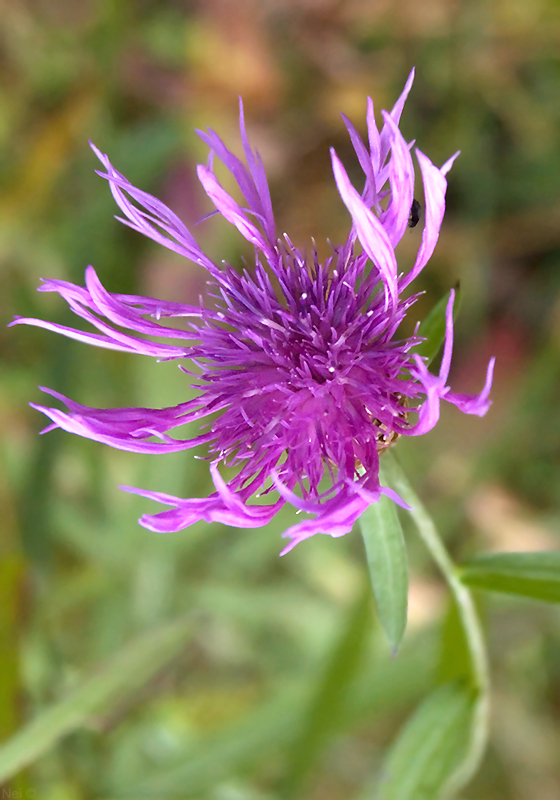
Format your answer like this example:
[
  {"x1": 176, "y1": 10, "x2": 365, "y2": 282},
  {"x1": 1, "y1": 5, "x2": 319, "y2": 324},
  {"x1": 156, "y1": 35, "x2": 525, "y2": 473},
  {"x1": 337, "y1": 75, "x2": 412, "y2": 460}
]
[{"x1": 2, "y1": 0, "x2": 560, "y2": 797}]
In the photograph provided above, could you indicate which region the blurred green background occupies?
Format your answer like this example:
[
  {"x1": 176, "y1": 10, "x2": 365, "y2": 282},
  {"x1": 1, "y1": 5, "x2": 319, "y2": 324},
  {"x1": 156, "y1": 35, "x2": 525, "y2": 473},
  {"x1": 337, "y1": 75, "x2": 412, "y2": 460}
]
[{"x1": 2, "y1": 0, "x2": 560, "y2": 797}]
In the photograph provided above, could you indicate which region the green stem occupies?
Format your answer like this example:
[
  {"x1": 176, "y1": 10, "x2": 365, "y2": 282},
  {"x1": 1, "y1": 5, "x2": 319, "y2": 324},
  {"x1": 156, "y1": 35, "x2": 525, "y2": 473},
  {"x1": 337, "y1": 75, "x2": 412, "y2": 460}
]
[{"x1": 381, "y1": 451, "x2": 489, "y2": 794}]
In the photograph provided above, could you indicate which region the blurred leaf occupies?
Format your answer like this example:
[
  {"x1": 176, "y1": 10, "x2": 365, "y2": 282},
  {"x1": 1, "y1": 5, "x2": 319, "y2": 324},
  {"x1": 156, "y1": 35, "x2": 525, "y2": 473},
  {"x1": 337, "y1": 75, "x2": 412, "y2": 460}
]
[
  {"x1": 280, "y1": 588, "x2": 372, "y2": 799},
  {"x1": 118, "y1": 624, "x2": 437, "y2": 798},
  {"x1": 346, "y1": 628, "x2": 436, "y2": 723},
  {"x1": 380, "y1": 453, "x2": 490, "y2": 796},
  {"x1": 0, "y1": 89, "x2": 99, "y2": 221},
  {"x1": 415, "y1": 285, "x2": 461, "y2": 366},
  {"x1": 460, "y1": 551, "x2": 560, "y2": 603},
  {"x1": 377, "y1": 682, "x2": 475, "y2": 800},
  {"x1": 0, "y1": 555, "x2": 25, "y2": 740},
  {"x1": 359, "y1": 496, "x2": 408, "y2": 654},
  {"x1": 438, "y1": 596, "x2": 473, "y2": 685},
  {"x1": 0, "y1": 617, "x2": 194, "y2": 782},
  {"x1": 121, "y1": 682, "x2": 307, "y2": 798}
]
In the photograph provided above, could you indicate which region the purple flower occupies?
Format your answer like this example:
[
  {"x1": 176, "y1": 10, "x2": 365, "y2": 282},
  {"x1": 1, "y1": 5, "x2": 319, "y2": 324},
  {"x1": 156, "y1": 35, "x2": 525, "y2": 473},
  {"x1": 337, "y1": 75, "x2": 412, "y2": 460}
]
[{"x1": 11, "y1": 70, "x2": 494, "y2": 555}]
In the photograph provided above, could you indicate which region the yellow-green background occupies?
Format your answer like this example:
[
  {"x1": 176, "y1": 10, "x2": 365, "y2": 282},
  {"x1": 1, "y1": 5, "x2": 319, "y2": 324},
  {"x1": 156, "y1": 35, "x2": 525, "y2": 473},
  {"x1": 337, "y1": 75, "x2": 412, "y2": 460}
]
[{"x1": 2, "y1": 0, "x2": 560, "y2": 797}]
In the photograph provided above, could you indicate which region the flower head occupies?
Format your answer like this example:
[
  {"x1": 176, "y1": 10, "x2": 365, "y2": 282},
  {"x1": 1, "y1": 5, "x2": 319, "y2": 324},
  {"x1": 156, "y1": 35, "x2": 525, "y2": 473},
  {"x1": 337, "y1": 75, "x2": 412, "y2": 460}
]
[{"x1": 12, "y1": 70, "x2": 494, "y2": 554}]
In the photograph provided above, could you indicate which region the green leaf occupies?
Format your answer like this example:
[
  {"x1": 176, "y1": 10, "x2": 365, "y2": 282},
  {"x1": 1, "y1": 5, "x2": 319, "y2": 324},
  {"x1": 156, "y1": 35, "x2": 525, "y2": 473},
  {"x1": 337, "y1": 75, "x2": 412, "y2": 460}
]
[
  {"x1": 460, "y1": 551, "x2": 560, "y2": 603},
  {"x1": 0, "y1": 617, "x2": 194, "y2": 782},
  {"x1": 377, "y1": 682, "x2": 475, "y2": 800},
  {"x1": 118, "y1": 629, "x2": 436, "y2": 799},
  {"x1": 359, "y1": 495, "x2": 408, "y2": 654},
  {"x1": 438, "y1": 596, "x2": 475, "y2": 685},
  {"x1": 280, "y1": 588, "x2": 372, "y2": 799},
  {"x1": 416, "y1": 285, "x2": 461, "y2": 366}
]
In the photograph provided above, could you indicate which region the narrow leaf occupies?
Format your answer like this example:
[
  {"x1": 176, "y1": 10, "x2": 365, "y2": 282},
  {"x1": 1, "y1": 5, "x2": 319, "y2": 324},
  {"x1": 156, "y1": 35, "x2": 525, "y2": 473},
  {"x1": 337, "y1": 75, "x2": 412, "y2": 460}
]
[
  {"x1": 377, "y1": 682, "x2": 475, "y2": 800},
  {"x1": 0, "y1": 617, "x2": 194, "y2": 782},
  {"x1": 120, "y1": 629, "x2": 436, "y2": 798},
  {"x1": 359, "y1": 495, "x2": 408, "y2": 653},
  {"x1": 460, "y1": 551, "x2": 560, "y2": 603},
  {"x1": 280, "y1": 588, "x2": 372, "y2": 799},
  {"x1": 438, "y1": 596, "x2": 474, "y2": 685},
  {"x1": 416, "y1": 284, "x2": 461, "y2": 366}
]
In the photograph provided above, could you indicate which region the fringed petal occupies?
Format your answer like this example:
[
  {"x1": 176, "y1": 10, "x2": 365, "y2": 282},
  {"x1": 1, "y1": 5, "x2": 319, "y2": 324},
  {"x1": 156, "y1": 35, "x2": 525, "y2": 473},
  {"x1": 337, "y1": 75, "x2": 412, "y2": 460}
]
[
  {"x1": 238, "y1": 98, "x2": 276, "y2": 243},
  {"x1": 196, "y1": 104, "x2": 277, "y2": 247},
  {"x1": 400, "y1": 149, "x2": 458, "y2": 291},
  {"x1": 407, "y1": 292, "x2": 494, "y2": 434},
  {"x1": 83, "y1": 267, "x2": 202, "y2": 339},
  {"x1": 279, "y1": 483, "x2": 373, "y2": 555},
  {"x1": 330, "y1": 149, "x2": 398, "y2": 308},
  {"x1": 30, "y1": 387, "x2": 213, "y2": 453},
  {"x1": 366, "y1": 96, "x2": 381, "y2": 177},
  {"x1": 197, "y1": 165, "x2": 275, "y2": 259},
  {"x1": 9, "y1": 316, "x2": 139, "y2": 353},
  {"x1": 122, "y1": 484, "x2": 284, "y2": 532},
  {"x1": 90, "y1": 143, "x2": 217, "y2": 272},
  {"x1": 380, "y1": 67, "x2": 415, "y2": 164},
  {"x1": 379, "y1": 111, "x2": 415, "y2": 247},
  {"x1": 445, "y1": 357, "x2": 495, "y2": 416},
  {"x1": 342, "y1": 110, "x2": 377, "y2": 205}
]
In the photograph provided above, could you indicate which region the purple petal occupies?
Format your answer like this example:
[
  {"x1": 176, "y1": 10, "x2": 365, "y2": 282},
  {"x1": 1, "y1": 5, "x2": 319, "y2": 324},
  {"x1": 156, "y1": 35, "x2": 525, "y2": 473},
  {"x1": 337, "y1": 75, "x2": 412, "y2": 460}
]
[
  {"x1": 30, "y1": 402, "x2": 210, "y2": 454},
  {"x1": 366, "y1": 96, "x2": 381, "y2": 175},
  {"x1": 9, "y1": 316, "x2": 138, "y2": 353},
  {"x1": 406, "y1": 356, "x2": 448, "y2": 436},
  {"x1": 121, "y1": 484, "x2": 284, "y2": 532},
  {"x1": 380, "y1": 68, "x2": 415, "y2": 164},
  {"x1": 196, "y1": 165, "x2": 273, "y2": 257},
  {"x1": 400, "y1": 149, "x2": 458, "y2": 290},
  {"x1": 330, "y1": 149, "x2": 398, "y2": 308},
  {"x1": 279, "y1": 486, "x2": 371, "y2": 556},
  {"x1": 342, "y1": 110, "x2": 377, "y2": 204},
  {"x1": 379, "y1": 111, "x2": 415, "y2": 247},
  {"x1": 90, "y1": 142, "x2": 217, "y2": 272},
  {"x1": 29, "y1": 387, "x2": 213, "y2": 453},
  {"x1": 445, "y1": 357, "x2": 495, "y2": 416},
  {"x1": 84, "y1": 267, "x2": 201, "y2": 339},
  {"x1": 238, "y1": 98, "x2": 276, "y2": 243}
]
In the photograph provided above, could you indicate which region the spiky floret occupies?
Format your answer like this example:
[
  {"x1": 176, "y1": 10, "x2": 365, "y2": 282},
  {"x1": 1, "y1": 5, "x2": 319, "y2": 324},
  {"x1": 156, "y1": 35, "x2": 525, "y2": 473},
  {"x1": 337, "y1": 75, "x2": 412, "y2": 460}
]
[{"x1": 11, "y1": 70, "x2": 494, "y2": 554}]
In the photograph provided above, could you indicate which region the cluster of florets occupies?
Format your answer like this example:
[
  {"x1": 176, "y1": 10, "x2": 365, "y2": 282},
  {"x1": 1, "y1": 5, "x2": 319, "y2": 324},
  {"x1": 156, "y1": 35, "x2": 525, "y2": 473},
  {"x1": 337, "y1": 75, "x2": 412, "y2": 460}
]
[{"x1": 12, "y1": 70, "x2": 493, "y2": 554}]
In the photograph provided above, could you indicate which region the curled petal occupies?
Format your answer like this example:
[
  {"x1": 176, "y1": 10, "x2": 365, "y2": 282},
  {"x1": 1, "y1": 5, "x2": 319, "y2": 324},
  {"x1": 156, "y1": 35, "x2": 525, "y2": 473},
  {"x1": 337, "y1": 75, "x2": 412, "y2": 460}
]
[
  {"x1": 366, "y1": 96, "x2": 381, "y2": 177},
  {"x1": 84, "y1": 267, "x2": 202, "y2": 339},
  {"x1": 197, "y1": 103, "x2": 276, "y2": 246},
  {"x1": 330, "y1": 149, "x2": 398, "y2": 308},
  {"x1": 238, "y1": 98, "x2": 276, "y2": 243},
  {"x1": 30, "y1": 387, "x2": 212, "y2": 453},
  {"x1": 90, "y1": 143, "x2": 217, "y2": 272},
  {"x1": 406, "y1": 355, "x2": 448, "y2": 436},
  {"x1": 408, "y1": 296, "x2": 494, "y2": 434},
  {"x1": 279, "y1": 483, "x2": 375, "y2": 556},
  {"x1": 271, "y1": 470, "x2": 323, "y2": 513},
  {"x1": 31, "y1": 403, "x2": 208, "y2": 454},
  {"x1": 400, "y1": 149, "x2": 458, "y2": 290},
  {"x1": 122, "y1": 484, "x2": 284, "y2": 532},
  {"x1": 342, "y1": 110, "x2": 377, "y2": 205},
  {"x1": 12, "y1": 269, "x2": 194, "y2": 358},
  {"x1": 276, "y1": 473, "x2": 408, "y2": 556},
  {"x1": 37, "y1": 277, "x2": 203, "y2": 322},
  {"x1": 445, "y1": 357, "x2": 495, "y2": 416},
  {"x1": 196, "y1": 165, "x2": 273, "y2": 258},
  {"x1": 9, "y1": 316, "x2": 138, "y2": 353},
  {"x1": 379, "y1": 111, "x2": 415, "y2": 247},
  {"x1": 350, "y1": 479, "x2": 411, "y2": 511}
]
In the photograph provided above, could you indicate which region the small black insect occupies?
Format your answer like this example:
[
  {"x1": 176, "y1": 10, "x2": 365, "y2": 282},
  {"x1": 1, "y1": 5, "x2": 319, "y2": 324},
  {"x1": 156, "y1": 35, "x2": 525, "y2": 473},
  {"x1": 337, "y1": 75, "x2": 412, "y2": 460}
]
[{"x1": 408, "y1": 198, "x2": 421, "y2": 228}]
